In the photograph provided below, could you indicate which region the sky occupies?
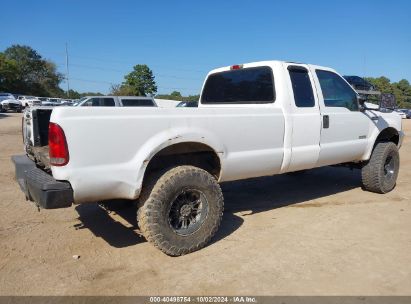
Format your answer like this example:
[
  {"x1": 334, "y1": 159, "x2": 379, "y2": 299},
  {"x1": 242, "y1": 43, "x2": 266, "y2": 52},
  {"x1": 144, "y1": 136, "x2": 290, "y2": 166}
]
[{"x1": 1, "y1": 0, "x2": 410, "y2": 95}]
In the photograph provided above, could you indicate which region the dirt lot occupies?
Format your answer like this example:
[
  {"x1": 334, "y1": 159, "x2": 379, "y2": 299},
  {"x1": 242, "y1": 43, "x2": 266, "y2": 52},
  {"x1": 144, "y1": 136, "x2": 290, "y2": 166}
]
[{"x1": 0, "y1": 112, "x2": 410, "y2": 296}]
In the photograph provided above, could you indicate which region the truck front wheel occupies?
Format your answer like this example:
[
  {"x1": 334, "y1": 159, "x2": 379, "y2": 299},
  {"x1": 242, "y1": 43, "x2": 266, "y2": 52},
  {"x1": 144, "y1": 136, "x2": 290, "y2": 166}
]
[
  {"x1": 361, "y1": 142, "x2": 400, "y2": 193},
  {"x1": 137, "y1": 166, "x2": 224, "y2": 256}
]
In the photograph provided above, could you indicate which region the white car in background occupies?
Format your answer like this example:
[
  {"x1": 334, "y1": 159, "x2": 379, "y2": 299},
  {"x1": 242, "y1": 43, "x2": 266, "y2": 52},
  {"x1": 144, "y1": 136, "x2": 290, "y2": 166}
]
[
  {"x1": 17, "y1": 96, "x2": 41, "y2": 107},
  {"x1": 0, "y1": 93, "x2": 23, "y2": 112},
  {"x1": 41, "y1": 98, "x2": 63, "y2": 106}
]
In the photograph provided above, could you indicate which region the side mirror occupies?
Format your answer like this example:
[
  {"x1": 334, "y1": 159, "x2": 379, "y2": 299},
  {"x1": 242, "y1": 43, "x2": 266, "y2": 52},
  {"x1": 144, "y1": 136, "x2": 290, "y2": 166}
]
[
  {"x1": 358, "y1": 95, "x2": 367, "y2": 111},
  {"x1": 358, "y1": 95, "x2": 367, "y2": 104},
  {"x1": 84, "y1": 101, "x2": 93, "y2": 107},
  {"x1": 380, "y1": 93, "x2": 397, "y2": 110}
]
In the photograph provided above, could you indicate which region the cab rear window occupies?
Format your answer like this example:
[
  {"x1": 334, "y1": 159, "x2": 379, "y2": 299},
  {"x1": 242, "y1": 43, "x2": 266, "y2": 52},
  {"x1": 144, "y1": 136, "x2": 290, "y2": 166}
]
[{"x1": 201, "y1": 66, "x2": 275, "y2": 104}]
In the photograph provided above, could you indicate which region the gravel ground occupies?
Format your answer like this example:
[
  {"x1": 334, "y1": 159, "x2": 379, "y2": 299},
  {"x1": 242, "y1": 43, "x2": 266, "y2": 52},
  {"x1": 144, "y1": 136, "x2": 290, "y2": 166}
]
[{"x1": 0, "y1": 112, "x2": 410, "y2": 295}]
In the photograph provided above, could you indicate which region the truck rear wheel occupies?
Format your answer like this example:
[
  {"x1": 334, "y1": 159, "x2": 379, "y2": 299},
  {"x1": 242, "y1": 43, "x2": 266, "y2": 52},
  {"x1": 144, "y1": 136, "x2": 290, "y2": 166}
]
[
  {"x1": 361, "y1": 142, "x2": 399, "y2": 193},
  {"x1": 137, "y1": 166, "x2": 224, "y2": 256}
]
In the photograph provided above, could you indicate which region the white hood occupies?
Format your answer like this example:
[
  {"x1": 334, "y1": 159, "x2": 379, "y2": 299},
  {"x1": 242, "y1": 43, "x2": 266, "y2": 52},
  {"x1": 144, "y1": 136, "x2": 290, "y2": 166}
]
[{"x1": 0, "y1": 99, "x2": 22, "y2": 105}]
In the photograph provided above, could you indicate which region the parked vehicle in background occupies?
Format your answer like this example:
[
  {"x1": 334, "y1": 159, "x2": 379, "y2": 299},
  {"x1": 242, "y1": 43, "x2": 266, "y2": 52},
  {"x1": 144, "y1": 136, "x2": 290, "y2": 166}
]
[
  {"x1": 14, "y1": 60, "x2": 404, "y2": 256},
  {"x1": 398, "y1": 109, "x2": 411, "y2": 119},
  {"x1": 395, "y1": 109, "x2": 407, "y2": 119},
  {"x1": 37, "y1": 97, "x2": 49, "y2": 103},
  {"x1": 77, "y1": 96, "x2": 157, "y2": 107},
  {"x1": 71, "y1": 99, "x2": 82, "y2": 107},
  {"x1": 60, "y1": 99, "x2": 74, "y2": 106},
  {"x1": 343, "y1": 76, "x2": 375, "y2": 91},
  {"x1": 17, "y1": 96, "x2": 41, "y2": 107},
  {"x1": 0, "y1": 93, "x2": 16, "y2": 102},
  {"x1": 0, "y1": 93, "x2": 23, "y2": 112},
  {"x1": 154, "y1": 98, "x2": 182, "y2": 108},
  {"x1": 177, "y1": 101, "x2": 198, "y2": 107},
  {"x1": 41, "y1": 98, "x2": 63, "y2": 107}
]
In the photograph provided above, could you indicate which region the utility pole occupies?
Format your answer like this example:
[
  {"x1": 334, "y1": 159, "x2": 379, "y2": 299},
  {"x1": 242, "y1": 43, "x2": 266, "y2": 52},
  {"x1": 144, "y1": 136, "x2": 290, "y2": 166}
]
[{"x1": 65, "y1": 43, "x2": 70, "y2": 97}]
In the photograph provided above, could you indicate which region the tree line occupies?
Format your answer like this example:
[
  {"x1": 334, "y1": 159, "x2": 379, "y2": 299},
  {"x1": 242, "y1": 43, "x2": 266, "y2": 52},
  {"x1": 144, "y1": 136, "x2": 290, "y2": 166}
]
[
  {"x1": 0, "y1": 45, "x2": 65, "y2": 97},
  {"x1": 0, "y1": 45, "x2": 103, "y2": 98},
  {"x1": 109, "y1": 65, "x2": 199, "y2": 101},
  {"x1": 1, "y1": 44, "x2": 410, "y2": 107},
  {"x1": 0, "y1": 44, "x2": 195, "y2": 100},
  {"x1": 365, "y1": 77, "x2": 411, "y2": 108}
]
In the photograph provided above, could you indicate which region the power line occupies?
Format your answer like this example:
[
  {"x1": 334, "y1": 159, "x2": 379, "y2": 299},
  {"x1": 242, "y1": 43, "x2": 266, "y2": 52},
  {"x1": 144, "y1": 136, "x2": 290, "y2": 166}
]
[
  {"x1": 69, "y1": 55, "x2": 208, "y2": 73},
  {"x1": 65, "y1": 43, "x2": 70, "y2": 95},
  {"x1": 46, "y1": 51, "x2": 208, "y2": 73},
  {"x1": 57, "y1": 62, "x2": 203, "y2": 80},
  {"x1": 69, "y1": 77, "x2": 113, "y2": 85},
  {"x1": 68, "y1": 77, "x2": 198, "y2": 91},
  {"x1": 55, "y1": 49, "x2": 204, "y2": 93}
]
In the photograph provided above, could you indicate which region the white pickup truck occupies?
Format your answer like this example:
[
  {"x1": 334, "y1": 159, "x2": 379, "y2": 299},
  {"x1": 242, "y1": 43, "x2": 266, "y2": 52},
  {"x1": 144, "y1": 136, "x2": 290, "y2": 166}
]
[
  {"x1": 13, "y1": 61, "x2": 404, "y2": 256},
  {"x1": 17, "y1": 95, "x2": 42, "y2": 107}
]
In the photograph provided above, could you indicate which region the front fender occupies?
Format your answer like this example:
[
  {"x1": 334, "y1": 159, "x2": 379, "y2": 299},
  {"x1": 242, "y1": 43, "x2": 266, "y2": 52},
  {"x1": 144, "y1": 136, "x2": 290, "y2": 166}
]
[{"x1": 363, "y1": 111, "x2": 403, "y2": 160}]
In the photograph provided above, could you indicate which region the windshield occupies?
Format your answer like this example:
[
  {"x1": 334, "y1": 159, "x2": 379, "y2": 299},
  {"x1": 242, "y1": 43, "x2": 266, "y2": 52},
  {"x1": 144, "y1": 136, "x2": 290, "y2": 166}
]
[
  {"x1": 0, "y1": 94, "x2": 14, "y2": 101},
  {"x1": 76, "y1": 97, "x2": 89, "y2": 106}
]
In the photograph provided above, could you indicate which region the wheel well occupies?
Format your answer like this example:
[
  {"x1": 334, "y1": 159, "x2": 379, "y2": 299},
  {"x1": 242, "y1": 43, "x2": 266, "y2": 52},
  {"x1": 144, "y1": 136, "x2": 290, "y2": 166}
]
[
  {"x1": 375, "y1": 127, "x2": 399, "y2": 145},
  {"x1": 143, "y1": 142, "x2": 221, "y2": 183}
]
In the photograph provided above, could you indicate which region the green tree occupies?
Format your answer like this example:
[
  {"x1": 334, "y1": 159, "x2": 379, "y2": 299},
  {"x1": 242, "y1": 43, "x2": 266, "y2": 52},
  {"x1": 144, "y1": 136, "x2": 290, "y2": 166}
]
[
  {"x1": 123, "y1": 64, "x2": 157, "y2": 96},
  {"x1": 1, "y1": 44, "x2": 64, "y2": 96},
  {"x1": 40, "y1": 61, "x2": 65, "y2": 97},
  {"x1": 365, "y1": 77, "x2": 392, "y2": 93},
  {"x1": 0, "y1": 53, "x2": 19, "y2": 92},
  {"x1": 78, "y1": 91, "x2": 104, "y2": 97},
  {"x1": 183, "y1": 94, "x2": 200, "y2": 102},
  {"x1": 156, "y1": 92, "x2": 200, "y2": 103},
  {"x1": 109, "y1": 83, "x2": 135, "y2": 96},
  {"x1": 170, "y1": 91, "x2": 182, "y2": 100},
  {"x1": 365, "y1": 76, "x2": 411, "y2": 108},
  {"x1": 156, "y1": 90, "x2": 183, "y2": 101},
  {"x1": 67, "y1": 89, "x2": 81, "y2": 99}
]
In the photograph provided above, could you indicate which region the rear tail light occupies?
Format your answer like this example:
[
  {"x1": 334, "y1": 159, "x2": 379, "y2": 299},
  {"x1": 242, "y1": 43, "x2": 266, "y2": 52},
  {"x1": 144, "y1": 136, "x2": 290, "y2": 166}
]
[{"x1": 49, "y1": 122, "x2": 69, "y2": 166}]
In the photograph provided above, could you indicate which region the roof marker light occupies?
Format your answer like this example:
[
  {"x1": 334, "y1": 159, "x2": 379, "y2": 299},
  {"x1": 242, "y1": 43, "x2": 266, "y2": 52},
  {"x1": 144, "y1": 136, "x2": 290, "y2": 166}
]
[{"x1": 230, "y1": 64, "x2": 243, "y2": 70}]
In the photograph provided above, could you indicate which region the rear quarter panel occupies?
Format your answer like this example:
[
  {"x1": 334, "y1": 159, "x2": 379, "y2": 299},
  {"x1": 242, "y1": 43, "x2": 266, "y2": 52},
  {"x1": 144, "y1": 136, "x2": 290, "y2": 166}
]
[{"x1": 50, "y1": 106, "x2": 285, "y2": 203}]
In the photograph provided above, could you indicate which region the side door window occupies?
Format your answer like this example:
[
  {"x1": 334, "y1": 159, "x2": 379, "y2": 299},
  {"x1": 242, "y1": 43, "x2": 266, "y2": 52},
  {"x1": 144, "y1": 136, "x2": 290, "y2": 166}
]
[
  {"x1": 288, "y1": 66, "x2": 315, "y2": 107},
  {"x1": 84, "y1": 98, "x2": 115, "y2": 106},
  {"x1": 101, "y1": 98, "x2": 115, "y2": 106},
  {"x1": 314, "y1": 69, "x2": 371, "y2": 166},
  {"x1": 91, "y1": 98, "x2": 100, "y2": 106},
  {"x1": 316, "y1": 70, "x2": 359, "y2": 111},
  {"x1": 285, "y1": 65, "x2": 321, "y2": 172}
]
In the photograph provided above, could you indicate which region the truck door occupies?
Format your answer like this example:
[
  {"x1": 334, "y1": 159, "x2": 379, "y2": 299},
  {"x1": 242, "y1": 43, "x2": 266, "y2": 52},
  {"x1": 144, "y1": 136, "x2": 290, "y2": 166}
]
[
  {"x1": 286, "y1": 64, "x2": 322, "y2": 172},
  {"x1": 311, "y1": 68, "x2": 371, "y2": 166}
]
